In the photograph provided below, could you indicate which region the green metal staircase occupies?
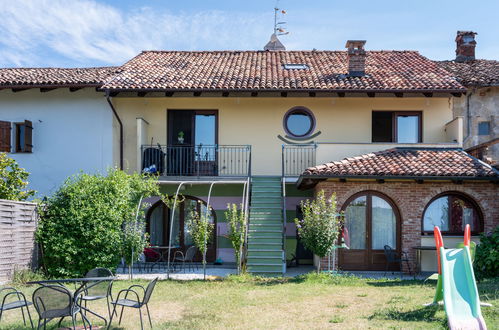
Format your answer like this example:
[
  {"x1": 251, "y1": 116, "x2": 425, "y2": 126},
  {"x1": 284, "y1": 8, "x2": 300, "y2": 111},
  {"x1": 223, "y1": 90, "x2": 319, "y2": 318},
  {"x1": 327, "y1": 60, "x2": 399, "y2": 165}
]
[{"x1": 246, "y1": 176, "x2": 285, "y2": 276}]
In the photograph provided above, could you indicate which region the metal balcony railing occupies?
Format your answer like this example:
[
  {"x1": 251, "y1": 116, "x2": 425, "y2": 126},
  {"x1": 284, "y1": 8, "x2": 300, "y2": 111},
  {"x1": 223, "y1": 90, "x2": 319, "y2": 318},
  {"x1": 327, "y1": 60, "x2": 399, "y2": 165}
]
[
  {"x1": 141, "y1": 144, "x2": 251, "y2": 177},
  {"x1": 282, "y1": 144, "x2": 317, "y2": 177}
]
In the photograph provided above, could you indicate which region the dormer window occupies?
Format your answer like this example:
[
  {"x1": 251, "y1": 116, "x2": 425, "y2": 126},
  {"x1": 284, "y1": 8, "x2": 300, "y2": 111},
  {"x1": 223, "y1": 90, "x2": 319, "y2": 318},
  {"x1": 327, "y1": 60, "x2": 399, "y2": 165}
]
[{"x1": 283, "y1": 64, "x2": 309, "y2": 70}]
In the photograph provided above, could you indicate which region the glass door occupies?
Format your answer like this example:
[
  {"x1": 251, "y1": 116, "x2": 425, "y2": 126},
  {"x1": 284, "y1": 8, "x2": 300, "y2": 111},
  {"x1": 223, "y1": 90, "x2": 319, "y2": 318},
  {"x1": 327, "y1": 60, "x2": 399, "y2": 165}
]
[{"x1": 194, "y1": 112, "x2": 217, "y2": 175}]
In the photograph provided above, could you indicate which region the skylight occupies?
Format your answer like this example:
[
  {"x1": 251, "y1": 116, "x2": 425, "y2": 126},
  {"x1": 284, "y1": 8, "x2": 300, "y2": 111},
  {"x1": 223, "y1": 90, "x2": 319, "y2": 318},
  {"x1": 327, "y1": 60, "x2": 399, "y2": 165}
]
[{"x1": 283, "y1": 64, "x2": 309, "y2": 70}]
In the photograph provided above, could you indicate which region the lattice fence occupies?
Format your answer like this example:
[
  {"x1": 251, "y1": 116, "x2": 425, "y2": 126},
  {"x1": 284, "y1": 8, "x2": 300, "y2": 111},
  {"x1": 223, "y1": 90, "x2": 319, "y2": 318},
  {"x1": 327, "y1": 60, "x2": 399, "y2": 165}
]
[{"x1": 0, "y1": 199, "x2": 38, "y2": 282}]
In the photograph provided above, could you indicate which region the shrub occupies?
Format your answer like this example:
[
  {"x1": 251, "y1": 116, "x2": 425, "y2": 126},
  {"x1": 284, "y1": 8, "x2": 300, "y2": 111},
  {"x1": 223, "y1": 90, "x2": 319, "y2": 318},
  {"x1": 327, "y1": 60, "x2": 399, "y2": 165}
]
[
  {"x1": 11, "y1": 269, "x2": 45, "y2": 285},
  {"x1": 474, "y1": 226, "x2": 499, "y2": 280},
  {"x1": 294, "y1": 190, "x2": 343, "y2": 273},
  {"x1": 225, "y1": 203, "x2": 247, "y2": 274},
  {"x1": 186, "y1": 203, "x2": 214, "y2": 278},
  {"x1": 36, "y1": 169, "x2": 159, "y2": 277},
  {"x1": 0, "y1": 153, "x2": 35, "y2": 200}
]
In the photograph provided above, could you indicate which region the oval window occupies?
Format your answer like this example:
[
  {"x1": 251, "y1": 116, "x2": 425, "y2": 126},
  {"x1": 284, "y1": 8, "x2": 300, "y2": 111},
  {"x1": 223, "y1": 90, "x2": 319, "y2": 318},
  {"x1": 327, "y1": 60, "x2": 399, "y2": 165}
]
[{"x1": 283, "y1": 107, "x2": 315, "y2": 138}]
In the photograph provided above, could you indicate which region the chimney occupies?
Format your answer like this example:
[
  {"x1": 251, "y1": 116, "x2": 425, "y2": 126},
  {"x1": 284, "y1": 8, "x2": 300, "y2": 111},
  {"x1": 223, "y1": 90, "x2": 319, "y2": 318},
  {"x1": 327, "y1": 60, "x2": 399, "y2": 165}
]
[
  {"x1": 346, "y1": 40, "x2": 367, "y2": 77},
  {"x1": 455, "y1": 31, "x2": 477, "y2": 62}
]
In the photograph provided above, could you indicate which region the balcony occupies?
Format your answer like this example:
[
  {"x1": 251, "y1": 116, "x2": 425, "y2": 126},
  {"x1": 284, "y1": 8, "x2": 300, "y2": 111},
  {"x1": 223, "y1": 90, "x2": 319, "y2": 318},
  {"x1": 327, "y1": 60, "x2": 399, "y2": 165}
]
[{"x1": 141, "y1": 145, "x2": 251, "y2": 179}]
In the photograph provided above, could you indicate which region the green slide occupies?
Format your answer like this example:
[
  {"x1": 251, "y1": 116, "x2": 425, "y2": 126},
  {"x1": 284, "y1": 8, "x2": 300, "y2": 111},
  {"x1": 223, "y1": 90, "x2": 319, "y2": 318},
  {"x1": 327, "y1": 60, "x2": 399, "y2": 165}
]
[{"x1": 439, "y1": 245, "x2": 487, "y2": 330}]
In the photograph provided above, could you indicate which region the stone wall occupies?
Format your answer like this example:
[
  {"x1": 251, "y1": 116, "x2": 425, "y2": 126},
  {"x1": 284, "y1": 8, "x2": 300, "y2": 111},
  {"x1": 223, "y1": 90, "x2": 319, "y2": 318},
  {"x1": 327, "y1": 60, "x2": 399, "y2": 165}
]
[
  {"x1": 0, "y1": 199, "x2": 38, "y2": 283},
  {"x1": 315, "y1": 180, "x2": 499, "y2": 273}
]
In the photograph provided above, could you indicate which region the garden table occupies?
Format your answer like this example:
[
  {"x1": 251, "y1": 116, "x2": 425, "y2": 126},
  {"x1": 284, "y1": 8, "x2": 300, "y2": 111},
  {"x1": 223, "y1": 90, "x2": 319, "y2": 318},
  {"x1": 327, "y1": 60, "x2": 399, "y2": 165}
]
[
  {"x1": 27, "y1": 277, "x2": 115, "y2": 327},
  {"x1": 149, "y1": 246, "x2": 180, "y2": 272},
  {"x1": 412, "y1": 245, "x2": 446, "y2": 274}
]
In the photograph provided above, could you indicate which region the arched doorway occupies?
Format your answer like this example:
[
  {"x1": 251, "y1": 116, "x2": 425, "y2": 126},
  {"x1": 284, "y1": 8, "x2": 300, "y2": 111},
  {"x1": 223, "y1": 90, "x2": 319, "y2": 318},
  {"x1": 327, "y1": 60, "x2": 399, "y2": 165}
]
[
  {"x1": 339, "y1": 191, "x2": 401, "y2": 271},
  {"x1": 146, "y1": 196, "x2": 217, "y2": 262}
]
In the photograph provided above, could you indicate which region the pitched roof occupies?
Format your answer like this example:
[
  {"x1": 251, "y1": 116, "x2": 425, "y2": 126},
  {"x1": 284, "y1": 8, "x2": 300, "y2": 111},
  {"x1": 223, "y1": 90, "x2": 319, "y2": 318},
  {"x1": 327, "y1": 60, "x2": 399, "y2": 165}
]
[
  {"x1": 0, "y1": 67, "x2": 119, "y2": 89},
  {"x1": 297, "y1": 148, "x2": 498, "y2": 189},
  {"x1": 436, "y1": 60, "x2": 499, "y2": 87},
  {"x1": 102, "y1": 50, "x2": 465, "y2": 92}
]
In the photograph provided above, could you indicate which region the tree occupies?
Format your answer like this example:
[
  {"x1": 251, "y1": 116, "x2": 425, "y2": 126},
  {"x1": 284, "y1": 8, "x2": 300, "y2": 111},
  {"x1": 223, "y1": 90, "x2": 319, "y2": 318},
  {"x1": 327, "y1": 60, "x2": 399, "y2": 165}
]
[
  {"x1": 186, "y1": 203, "x2": 214, "y2": 279},
  {"x1": 0, "y1": 153, "x2": 35, "y2": 200},
  {"x1": 294, "y1": 190, "x2": 343, "y2": 273},
  {"x1": 36, "y1": 169, "x2": 159, "y2": 277},
  {"x1": 225, "y1": 203, "x2": 247, "y2": 274}
]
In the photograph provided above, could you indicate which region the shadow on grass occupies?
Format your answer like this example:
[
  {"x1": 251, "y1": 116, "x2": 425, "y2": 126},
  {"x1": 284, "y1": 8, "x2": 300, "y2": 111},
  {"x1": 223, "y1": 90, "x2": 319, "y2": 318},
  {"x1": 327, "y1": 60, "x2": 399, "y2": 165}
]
[
  {"x1": 369, "y1": 305, "x2": 443, "y2": 324},
  {"x1": 366, "y1": 279, "x2": 424, "y2": 287}
]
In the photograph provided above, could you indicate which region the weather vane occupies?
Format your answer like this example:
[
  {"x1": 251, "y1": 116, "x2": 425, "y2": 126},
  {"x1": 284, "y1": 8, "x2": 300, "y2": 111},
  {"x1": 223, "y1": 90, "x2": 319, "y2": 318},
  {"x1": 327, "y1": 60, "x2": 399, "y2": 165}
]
[{"x1": 274, "y1": 1, "x2": 289, "y2": 36}]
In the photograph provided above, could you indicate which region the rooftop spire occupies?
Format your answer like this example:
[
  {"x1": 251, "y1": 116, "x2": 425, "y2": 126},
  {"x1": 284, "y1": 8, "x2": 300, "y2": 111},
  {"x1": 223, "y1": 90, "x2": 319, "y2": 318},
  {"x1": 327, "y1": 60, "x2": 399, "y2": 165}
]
[{"x1": 264, "y1": 3, "x2": 288, "y2": 50}]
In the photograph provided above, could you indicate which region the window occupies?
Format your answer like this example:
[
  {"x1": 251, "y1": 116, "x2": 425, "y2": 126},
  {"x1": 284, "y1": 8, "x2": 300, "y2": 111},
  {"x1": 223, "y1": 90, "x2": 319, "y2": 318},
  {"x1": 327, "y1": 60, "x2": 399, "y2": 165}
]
[
  {"x1": 283, "y1": 64, "x2": 309, "y2": 70},
  {"x1": 478, "y1": 121, "x2": 490, "y2": 136},
  {"x1": 422, "y1": 193, "x2": 483, "y2": 235},
  {"x1": 283, "y1": 107, "x2": 316, "y2": 138},
  {"x1": 0, "y1": 121, "x2": 11, "y2": 152},
  {"x1": 14, "y1": 120, "x2": 33, "y2": 153},
  {"x1": 372, "y1": 111, "x2": 422, "y2": 143}
]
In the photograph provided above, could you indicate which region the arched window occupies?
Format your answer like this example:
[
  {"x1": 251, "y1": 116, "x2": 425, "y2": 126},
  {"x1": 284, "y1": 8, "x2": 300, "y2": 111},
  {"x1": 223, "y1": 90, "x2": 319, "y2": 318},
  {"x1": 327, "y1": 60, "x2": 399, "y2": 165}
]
[{"x1": 422, "y1": 193, "x2": 483, "y2": 235}]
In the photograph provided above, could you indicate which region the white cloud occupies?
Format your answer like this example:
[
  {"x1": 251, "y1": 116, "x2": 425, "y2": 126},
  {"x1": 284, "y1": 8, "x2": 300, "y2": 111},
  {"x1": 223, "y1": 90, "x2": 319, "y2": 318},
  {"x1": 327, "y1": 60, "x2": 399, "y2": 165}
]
[{"x1": 0, "y1": 0, "x2": 270, "y2": 67}]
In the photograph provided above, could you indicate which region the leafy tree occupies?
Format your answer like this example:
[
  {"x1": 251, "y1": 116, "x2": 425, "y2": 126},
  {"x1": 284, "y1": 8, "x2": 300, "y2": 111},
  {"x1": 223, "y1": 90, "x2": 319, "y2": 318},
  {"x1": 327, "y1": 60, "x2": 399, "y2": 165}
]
[
  {"x1": 186, "y1": 203, "x2": 214, "y2": 279},
  {"x1": 225, "y1": 203, "x2": 247, "y2": 274},
  {"x1": 294, "y1": 190, "x2": 343, "y2": 273},
  {"x1": 474, "y1": 226, "x2": 498, "y2": 280},
  {"x1": 36, "y1": 169, "x2": 159, "y2": 277},
  {"x1": 0, "y1": 153, "x2": 35, "y2": 200}
]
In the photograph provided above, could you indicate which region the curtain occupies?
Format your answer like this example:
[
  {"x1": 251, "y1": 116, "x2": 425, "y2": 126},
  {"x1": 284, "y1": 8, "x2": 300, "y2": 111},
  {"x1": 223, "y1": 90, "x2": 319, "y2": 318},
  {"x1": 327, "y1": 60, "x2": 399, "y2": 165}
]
[
  {"x1": 345, "y1": 196, "x2": 367, "y2": 249},
  {"x1": 149, "y1": 205, "x2": 164, "y2": 246},
  {"x1": 423, "y1": 196, "x2": 449, "y2": 231},
  {"x1": 371, "y1": 196, "x2": 396, "y2": 250}
]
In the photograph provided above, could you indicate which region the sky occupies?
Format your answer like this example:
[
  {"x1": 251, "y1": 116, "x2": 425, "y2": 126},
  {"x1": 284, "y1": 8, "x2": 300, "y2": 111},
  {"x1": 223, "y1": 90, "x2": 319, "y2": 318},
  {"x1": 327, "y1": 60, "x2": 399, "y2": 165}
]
[{"x1": 1, "y1": 0, "x2": 498, "y2": 68}]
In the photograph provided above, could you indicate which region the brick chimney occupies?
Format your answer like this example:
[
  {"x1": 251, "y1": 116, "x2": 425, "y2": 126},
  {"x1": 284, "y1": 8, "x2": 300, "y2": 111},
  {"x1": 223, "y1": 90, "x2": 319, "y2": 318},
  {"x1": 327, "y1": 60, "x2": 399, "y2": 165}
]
[
  {"x1": 455, "y1": 31, "x2": 477, "y2": 63},
  {"x1": 346, "y1": 40, "x2": 367, "y2": 77}
]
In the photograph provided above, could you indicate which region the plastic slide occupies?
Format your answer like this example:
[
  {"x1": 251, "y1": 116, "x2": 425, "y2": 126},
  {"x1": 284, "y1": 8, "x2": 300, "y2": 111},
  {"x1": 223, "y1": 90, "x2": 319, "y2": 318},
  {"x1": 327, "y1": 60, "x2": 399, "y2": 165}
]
[{"x1": 433, "y1": 225, "x2": 487, "y2": 330}]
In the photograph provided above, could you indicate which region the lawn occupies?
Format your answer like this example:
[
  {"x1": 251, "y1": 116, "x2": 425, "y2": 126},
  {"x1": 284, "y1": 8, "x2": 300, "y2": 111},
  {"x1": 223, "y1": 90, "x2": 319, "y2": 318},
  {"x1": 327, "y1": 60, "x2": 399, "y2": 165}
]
[{"x1": 1, "y1": 273, "x2": 497, "y2": 329}]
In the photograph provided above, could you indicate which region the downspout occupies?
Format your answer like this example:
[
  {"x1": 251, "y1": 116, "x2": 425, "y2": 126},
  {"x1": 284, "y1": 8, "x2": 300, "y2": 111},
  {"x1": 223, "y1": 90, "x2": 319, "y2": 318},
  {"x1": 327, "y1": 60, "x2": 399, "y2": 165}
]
[
  {"x1": 105, "y1": 92, "x2": 124, "y2": 170},
  {"x1": 463, "y1": 90, "x2": 474, "y2": 145}
]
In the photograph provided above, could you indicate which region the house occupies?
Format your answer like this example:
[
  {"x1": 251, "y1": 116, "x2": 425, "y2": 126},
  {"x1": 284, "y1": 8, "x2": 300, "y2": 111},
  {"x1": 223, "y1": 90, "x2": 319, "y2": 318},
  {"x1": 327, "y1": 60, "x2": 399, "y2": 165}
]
[
  {"x1": 1, "y1": 37, "x2": 497, "y2": 275},
  {"x1": 437, "y1": 31, "x2": 499, "y2": 168},
  {"x1": 0, "y1": 67, "x2": 119, "y2": 196}
]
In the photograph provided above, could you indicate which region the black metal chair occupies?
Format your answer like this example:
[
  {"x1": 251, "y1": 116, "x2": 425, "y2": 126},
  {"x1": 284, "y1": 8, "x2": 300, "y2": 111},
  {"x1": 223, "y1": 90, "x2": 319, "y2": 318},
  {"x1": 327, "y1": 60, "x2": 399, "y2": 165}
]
[
  {"x1": 174, "y1": 246, "x2": 198, "y2": 272},
  {"x1": 32, "y1": 285, "x2": 88, "y2": 330},
  {"x1": 0, "y1": 287, "x2": 34, "y2": 328},
  {"x1": 383, "y1": 245, "x2": 412, "y2": 277},
  {"x1": 108, "y1": 278, "x2": 158, "y2": 330},
  {"x1": 80, "y1": 267, "x2": 114, "y2": 324}
]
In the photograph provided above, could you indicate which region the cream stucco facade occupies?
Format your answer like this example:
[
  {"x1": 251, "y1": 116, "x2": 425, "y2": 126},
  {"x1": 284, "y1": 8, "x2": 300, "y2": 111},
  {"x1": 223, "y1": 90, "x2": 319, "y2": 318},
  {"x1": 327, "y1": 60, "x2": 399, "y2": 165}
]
[{"x1": 111, "y1": 96, "x2": 460, "y2": 176}]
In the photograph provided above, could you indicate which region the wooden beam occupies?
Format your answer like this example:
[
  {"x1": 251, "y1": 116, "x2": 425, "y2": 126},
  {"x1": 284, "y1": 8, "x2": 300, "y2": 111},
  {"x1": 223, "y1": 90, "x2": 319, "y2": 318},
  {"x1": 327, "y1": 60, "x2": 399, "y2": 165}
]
[
  {"x1": 337, "y1": 92, "x2": 345, "y2": 97},
  {"x1": 193, "y1": 92, "x2": 202, "y2": 97},
  {"x1": 69, "y1": 87, "x2": 83, "y2": 92},
  {"x1": 165, "y1": 92, "x2": 174, "y2": 97},
  {"x1": 415, "y1": 179, "x2": 424, "y2": 184},
  {"x1": 12, "y1": 88, "x2": 29, "y2": 93},
  {"x1": 281, "y1": 92, "x2": 288, "y2": 97},
  {"x1": 367, "y1": 92, "x2": 375, "y2": 98},
  {"x1": 222, "y1": 92, "x2": 229, "y2": 97},
  {"x1": 309, "y1": 92, "x2": 316, "y2": 97},
  {"x1": 137, "y1": 92, "x2": 147, "y2": 97},
  {"x1": 423, "y1": 92, "x2": 433, "y2": 98},
  {"x1": 108, "y1": 91, "x2": 119, "y2": 97},
  {"x1": 251, "y1": 92, "x2": 258, "y2": 97},
  {"x1": 40, "y1": 88, "x2": 57, "y2": 93},
  {"x1": 377, "y1": 179, "x2": 385, "y2": 184},
  {"x1": 451, "y1": 92, "x2": 462, "y2": 97},
  {"x1": 394, "y1": 92, "x2": 403, "y2": 98},
  {"x1": 452, "y1": 179, "x2": 464, "y2": 185},
  {"x1": 339, "y1": 178, "x2": 347, "y2": 183}
]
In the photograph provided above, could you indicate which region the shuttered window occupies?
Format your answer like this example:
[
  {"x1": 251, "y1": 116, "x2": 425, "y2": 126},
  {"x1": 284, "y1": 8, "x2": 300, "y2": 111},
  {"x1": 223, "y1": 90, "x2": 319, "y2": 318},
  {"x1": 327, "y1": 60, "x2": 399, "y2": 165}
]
[
  {"x1": 0, "y1": 121, "x2": 12, "y2": 152},
  {"x1": 15, "y1": 120, "x2": 33, "y2": 153}
]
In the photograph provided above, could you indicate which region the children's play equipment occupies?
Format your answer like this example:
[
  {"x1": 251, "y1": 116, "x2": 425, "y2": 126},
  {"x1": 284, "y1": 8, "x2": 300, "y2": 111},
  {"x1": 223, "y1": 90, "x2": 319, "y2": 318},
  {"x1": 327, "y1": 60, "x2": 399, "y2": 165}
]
[{"x1": 432, "y1": 224, "x2": 487, "y2": 330}]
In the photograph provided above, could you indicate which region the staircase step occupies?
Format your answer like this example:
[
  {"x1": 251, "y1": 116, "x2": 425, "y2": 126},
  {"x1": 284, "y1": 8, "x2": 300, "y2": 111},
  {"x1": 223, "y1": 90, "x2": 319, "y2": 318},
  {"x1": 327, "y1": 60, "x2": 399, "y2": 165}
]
[
  {"x1": 248, "y1": 229, "x2": 282, "y2": 234},
  {"x1": 251, "y1": 197, "x2": 282, "y2": 202},
  {"x1": 247, "y1": 237, "x2": 281, "y2": 244},
  {"x1": 247, "y1": 250, "x2": 283, "y2": 257},
  {"x1": 252, "y1": 176, "x2": 281, "y2": 182}
]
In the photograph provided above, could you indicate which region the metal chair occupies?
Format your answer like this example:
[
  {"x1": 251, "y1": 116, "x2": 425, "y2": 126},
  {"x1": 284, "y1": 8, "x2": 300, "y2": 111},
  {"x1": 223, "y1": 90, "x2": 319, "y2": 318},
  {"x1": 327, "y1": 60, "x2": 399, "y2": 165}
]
[
  {"x1": 174, "y1": 246, "x2": 198, "y2": 272},
  {"x1": 0, "y1": 287, "x2": 34, "y2": 328},
  {"x1": 383, "y1": 245, "x2": 412, "y2": 277},
  {"x1": 108, "y1": 277, "x2": 158, "y2": 330},
  {"x1": 80, "y1": 267, "x2": 114, "y2": 324},
  {"x1": 32, "y1": 285, "x2": 88, "y2": 330}
]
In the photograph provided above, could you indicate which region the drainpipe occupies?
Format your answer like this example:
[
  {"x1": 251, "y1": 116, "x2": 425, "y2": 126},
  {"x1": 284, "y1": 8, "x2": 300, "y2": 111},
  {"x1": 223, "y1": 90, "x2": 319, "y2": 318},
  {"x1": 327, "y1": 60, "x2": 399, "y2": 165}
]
[
  {"x1": 463, "y1": 90, "x2": 474, "y2": 145},
  {"x1": 105, "y1": 92, "x2": 124, "y2": 170}
]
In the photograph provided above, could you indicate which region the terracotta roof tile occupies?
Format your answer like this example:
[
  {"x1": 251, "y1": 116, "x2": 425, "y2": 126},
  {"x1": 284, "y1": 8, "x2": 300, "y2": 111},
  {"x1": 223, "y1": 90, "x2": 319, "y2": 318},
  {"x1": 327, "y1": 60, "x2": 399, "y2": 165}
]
[
  {"x1": 301, "y1": 148, "x2": 498, "y2": 179},
  {"x1": 0, "y1": 67, "x2": 119, "y2": 89},
  {"x1": 103, "y1": 51, "x2": 465, "y2": 92},
  {"x1": 436, "y1": 60, "x2": 499, "y2": 87}
]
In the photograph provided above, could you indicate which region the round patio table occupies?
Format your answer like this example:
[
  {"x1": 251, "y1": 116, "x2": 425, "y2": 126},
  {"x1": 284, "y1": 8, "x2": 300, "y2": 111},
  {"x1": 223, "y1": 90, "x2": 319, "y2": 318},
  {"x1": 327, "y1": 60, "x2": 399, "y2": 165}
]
[
  {"x1": 149, "y1": 246, "x2": 180, "y2": 272},
  {"x1": 28, "y1": 277, "x2": 115, "y2": 327}
]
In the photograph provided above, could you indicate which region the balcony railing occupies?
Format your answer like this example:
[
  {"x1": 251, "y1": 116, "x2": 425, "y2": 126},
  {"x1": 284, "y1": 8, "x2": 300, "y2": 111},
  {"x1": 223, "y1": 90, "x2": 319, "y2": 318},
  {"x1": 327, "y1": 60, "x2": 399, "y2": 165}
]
[
  {"x1": 282, "y1": 144, "x2": 317, "y2": 177},
  {"x1": 141, "y1": 145, "x2": 251, "y2": 178}
]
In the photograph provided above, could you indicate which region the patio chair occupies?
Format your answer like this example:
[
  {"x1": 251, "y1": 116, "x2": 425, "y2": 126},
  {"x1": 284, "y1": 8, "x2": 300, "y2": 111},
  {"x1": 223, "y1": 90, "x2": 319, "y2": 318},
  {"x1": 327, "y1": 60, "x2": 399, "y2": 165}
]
[
  {"x1": 108, "y1": 277, "x2": 158, "y2": 330},
  {"x1": 80, "y1": 267, "x2": 114, "y2": 322},
  {"x1": 32, "y1": 285, "x2": 87, "y2": 330},
  {"x1": 383, "y1": 245, "x2": 412, "y2": 277},
  {"x1": 0, "y1": 287, "x2": 34, "y2": 328},
  {"x1": 174, "y1": 246, "x2": 198, "y2": 272}
]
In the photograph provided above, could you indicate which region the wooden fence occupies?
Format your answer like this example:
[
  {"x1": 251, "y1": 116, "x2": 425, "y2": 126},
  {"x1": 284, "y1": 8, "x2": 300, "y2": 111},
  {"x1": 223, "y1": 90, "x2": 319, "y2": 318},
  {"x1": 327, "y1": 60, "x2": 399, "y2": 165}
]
[{"x1": 0, "y1": 199, "x2": 38, "y2": 283}]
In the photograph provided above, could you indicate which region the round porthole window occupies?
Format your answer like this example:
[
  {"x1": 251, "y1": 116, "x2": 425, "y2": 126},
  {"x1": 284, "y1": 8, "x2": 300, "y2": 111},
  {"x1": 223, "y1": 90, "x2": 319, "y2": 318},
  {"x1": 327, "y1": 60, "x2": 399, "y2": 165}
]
[{"x1": 283, "y1": 107, "x2": 316, "y2": 138}]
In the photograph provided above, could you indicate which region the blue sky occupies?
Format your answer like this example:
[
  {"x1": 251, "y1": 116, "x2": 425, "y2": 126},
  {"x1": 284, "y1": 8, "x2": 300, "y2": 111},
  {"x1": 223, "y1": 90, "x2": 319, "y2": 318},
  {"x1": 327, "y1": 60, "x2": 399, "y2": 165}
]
[{"x1": 1, "y1": 0, "x2": 498, "y2": 68}]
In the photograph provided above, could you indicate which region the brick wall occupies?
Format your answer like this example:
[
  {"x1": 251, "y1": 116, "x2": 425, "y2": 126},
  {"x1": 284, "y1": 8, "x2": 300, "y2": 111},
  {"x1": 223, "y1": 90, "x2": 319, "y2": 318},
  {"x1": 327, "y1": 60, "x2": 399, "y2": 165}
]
[{"x1": 315, "y1": 180, "x2": 499, "y2": 273}]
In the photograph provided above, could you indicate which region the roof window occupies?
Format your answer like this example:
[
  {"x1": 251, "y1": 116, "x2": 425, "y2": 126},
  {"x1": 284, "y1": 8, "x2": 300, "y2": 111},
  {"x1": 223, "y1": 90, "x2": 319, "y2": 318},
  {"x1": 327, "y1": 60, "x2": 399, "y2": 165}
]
[{"x1": 283, "y1": 64, "x2": 309, "y2": 70}]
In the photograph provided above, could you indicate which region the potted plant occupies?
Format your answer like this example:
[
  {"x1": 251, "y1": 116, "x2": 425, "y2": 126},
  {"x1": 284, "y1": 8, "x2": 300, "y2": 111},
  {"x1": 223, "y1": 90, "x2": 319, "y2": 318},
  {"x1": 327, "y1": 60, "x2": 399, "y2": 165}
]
[{"x1": 177, "y1": 131, "x2": 185, "y2": 143}]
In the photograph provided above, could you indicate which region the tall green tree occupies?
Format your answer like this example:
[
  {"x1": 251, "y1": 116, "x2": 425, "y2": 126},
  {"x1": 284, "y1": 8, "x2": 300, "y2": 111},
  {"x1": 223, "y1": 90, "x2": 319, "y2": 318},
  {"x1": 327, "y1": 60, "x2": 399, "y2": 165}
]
[
  {"x1": 186, "y1": 203, "x2": 214, "y2": 279},
  {"x1": 225, "y1": 203, "x2": 247, "y2": 274},
  {"x1": 294, "y1": 190, "x2": 343, "y2": 273},
  {"x1": 0, "y1": 153, "x2": 35, "y2": 200}
]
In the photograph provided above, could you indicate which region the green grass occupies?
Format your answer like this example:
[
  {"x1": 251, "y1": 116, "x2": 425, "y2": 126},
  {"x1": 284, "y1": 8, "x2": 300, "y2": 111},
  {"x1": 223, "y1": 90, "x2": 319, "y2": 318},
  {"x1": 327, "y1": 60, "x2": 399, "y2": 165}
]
[{"x1": 0, "y1": 274, "x2": 497, "y2": 329}]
